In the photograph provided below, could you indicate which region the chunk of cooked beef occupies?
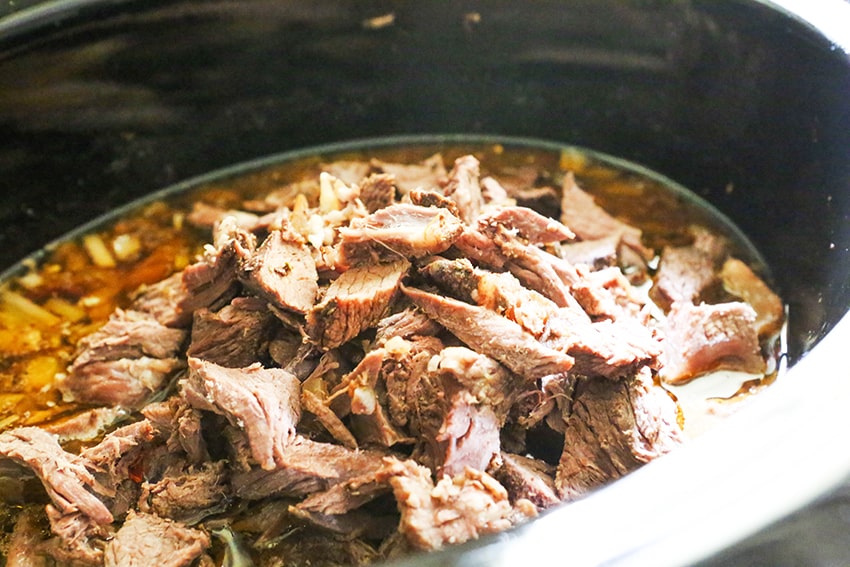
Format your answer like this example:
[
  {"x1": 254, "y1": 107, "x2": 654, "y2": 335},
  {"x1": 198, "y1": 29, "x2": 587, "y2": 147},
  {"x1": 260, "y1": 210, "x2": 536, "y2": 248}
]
[
  {"x1": 60, "y1": 357, "x2": 182, "y2": 410},
  {"x1": 139, "y1": 460, "x2": 229, "y2": 524},
  {"x1": 306, "y1": 259, "x2": 410, "y2": 350},
  {"x1": 42, "y1": 406, "x2": 128, "y2": 444},
  {"x1": 131, "y1": 272, "x2": 188, "y2": 328},
  {"x1": 324, "y1": 346, "x2": 412, "y2": 448},
  {"x1": 374, "y1": 306, "x2": 441, "y2": 343},
  {"x1": 371, "y1": 153, "x2": 447, "y2": 195},
  {"x1": 480, "y1": 176, "x2": 511, "y2": 205},
  {"x1": 296, "y1": 458, "x2": 399, "y2": 516},
  {"x1": 431, "y1": 391, "x2": 501, "y2": 477},
  {"x1": 80, "y1": 419, "x2": 155, "y2": 488},
  {"x1": 238, "y1": 223, "x2": 318, "y2": 314},
  {"x1": 358, "y1": 172, "x2": 398, "y2": 213},
  {"x1": 651, "y1": 244, "x2": 721, "y2": 310},
  {"x1": 382, "y1": 335, "x2": 445, "y2": 429},
  {"x1": 383, "y1": 459, "x2": 531, "y2": 551},
  {"x1": 181, "y1": 358, "x2": 301, "y2": 470},
  {"x1": 570, "y1": 265, "x2": 647, "y2": 321},
  {"x1": 43, "y1": 506, "x2": 111, "y2": 565},
  {"x1": 720, "y1": 257, "x2": 785, "y2": 338},
  {"x1": 490, "y1": 452, "x2": 559, "y2": 510},
  {"x1": 231, "y1": 436, "x2": 391, "y2": 500},
  {"x1": 490, "y1": 224, "x2": 584, "y2": 310},
  {"x1": 429, "y1": 346, "x2": 523, "y2": 425},
  {"x1": 402, "y1": 285, "x2": 575, "y2": 381},
  {"x1": 555, "y1": 370, "x2": 683, "y2": 501},
  {"x1": 142, "y1": 398, "x2": 208, "y2": 465},
  {"x1": 337, "y1": 204, "x2": 464, "y2": 266},
  {"x1": 440, "y1": 155, "x2": 485, "y2": 223},
  {"x1": 408, "y1": 188, "x2": 462, "y2": 218},
  {"x1": 661, "y1": 301, "x2": 765, "y2": 384},
  {"x1": 70, "y1": 309, "x2": 185, "y2": 362},
  {"x1": 478, "y1": 206, "x2": 575, "y2": 245},
  {"x1": 61, "y1": 308, "x2": 186, "y2": 407},
  {"x1": 103, "y1": 511, "x2": 210, "y2": 567},
  {"x1": 451, "y1": 225, "x2": 509, "y2": 270},
  {"x1": 186, "y1": 202, "x2": 262, "y2": 232},
  {"x1": 556, "y1": 234, "x2": 620, "y2": 270},
  {"x1": 559, "y1": 172, "x2": 652, "y2": 262},
  {"x1": 187, "y1": 296, "x2": 277, "y2": 367},
  {"x1": 0, "y1": 427, "x2": 112, "y2": 525},
  {"x1": 177, "y1": 217, "x2": 254, "y2": 317}
]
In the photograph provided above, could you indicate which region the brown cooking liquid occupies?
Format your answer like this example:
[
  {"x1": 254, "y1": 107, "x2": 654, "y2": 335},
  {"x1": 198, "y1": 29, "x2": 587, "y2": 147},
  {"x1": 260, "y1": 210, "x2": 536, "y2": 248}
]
[{"x1": 0, "y1": 141, "x2": 784, "y2": 562}]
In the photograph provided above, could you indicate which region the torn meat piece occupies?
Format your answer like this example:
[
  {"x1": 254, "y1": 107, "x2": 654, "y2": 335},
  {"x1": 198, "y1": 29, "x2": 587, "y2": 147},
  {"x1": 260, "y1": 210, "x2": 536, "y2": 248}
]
[
  {"x1": 68, "y1": 309, "x2": 186, "y2": 366},
  {"x1": 556, "y1": 234, "x2": 620, "y2": 270},
  {"x1": 402, "y1": 285, "x2": 575, "y2": 381},
  {"x1": 139, "y1": 461, "x2": 230, "y2": 524},
  {"x1": 288, "y1": 504, "x2": 398, "y2": 541},
  {"x1": 432, "y1": 391, "x2": 501, "y2": 477},
  {"x1": 132, "y1": 272, "x2": 188, "y2": 328},
  {"x1": 231, "y1": 436, "x2": 390, "y2": 500},
  {"x1": 358, "y1": 172, "x2": 398, "y2": 213},
  {"x1": 0, "y1": 427, "x2": 113, "y2": 525},
  {"x1": 62, "y1": 309, "x2": 186, "y2": 407},
  {"x1": 142, "y1": 398, "x2": 208, "y2": 465},
  {"x1": 440, "y1": 155, "x2": 485, "y2": 223},
  {"x1": 103, "y1": 511, "x2": 210, "y2": 567},
  {"x1": 181, "y1": 358, "x2": 301, "y2": 470},
  {"x1": 44, "y1": 506, "x2": 112, "y2": 566},
  {"x1": 480, "y1": 176, "x2": 511, "y2": 206},
  {"x1": 721, "y1": 257, "x2": 785, "y2": 338},
  {"x1": 555, "y1": 370, "x2": 683, "y2": 501},
  {"x1": 306, "y1": 259, "x2": 409, "y2": 350},
  {"x1": 337, "y1": 204, "x2": 463, "y2": 266},
  {"x1": 490, "y1": 452, "x2": 559, "y2": 510},
  {"x1": 371, "y1": 153, "x2": 447, "y2": 195},
  {"x1": 374, "y1": 306, "x2": 441, "y2": 343},
  {"x1": 238, "y1": 222, "x2": 318, "y2": 314},
  {"x1": 408, "y1": 188, "x2": 462, "y2": 218},
  {"x1": 296, "y1": 458, "x2": 398, "y2": 516},
  {"x1": 177, "y1": 217, "x2": 254, "y2": 318},
  {"x1": 478, "y1": 206, "x2": 575, "y2": 244},
  {"x1": 661, "y1": 301, "x2": 766, "y2": 384},
  {"x1": 383, "y1": 335, "x2": 445, "y2": 429},
  {"x1": 384, "y1": 459, "x2": 531, "y2": 551},
  {"x1": 187, "y1": 296, "x2": 277, "y2": 367},
  {"x1": 651, "y1": 244, "x2": 722, "y2": 310},
  {"x1": 560, "y1": 172, "x2": 652, "y2": 262},
  {"x1": 429, "y1": 346, "x2": 523, "y2": 425}
]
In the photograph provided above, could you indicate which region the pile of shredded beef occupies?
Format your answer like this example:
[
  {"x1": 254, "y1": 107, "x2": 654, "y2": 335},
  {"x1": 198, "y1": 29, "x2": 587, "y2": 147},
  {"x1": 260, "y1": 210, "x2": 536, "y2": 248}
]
[{"x1": 0, "y1": 153, "x2": 784, "y2": 566}]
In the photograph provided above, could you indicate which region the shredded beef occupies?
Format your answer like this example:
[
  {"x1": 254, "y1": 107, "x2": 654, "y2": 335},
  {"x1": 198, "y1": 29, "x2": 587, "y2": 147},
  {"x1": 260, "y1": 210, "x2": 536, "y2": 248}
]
[
  {"x1": 0, "y1": 150, "x2": 784, "y2": 565},
  {"x1": 384, "y1": 459, "x2": 532, "y2": 551},
  {"x1": 661, "y1": 301, "x2": 765, "y2": 384},
  {"x1": 187, "y1": 296, "x2": 277, "y2": 367},
  {"x1": 337, "y1": 204, "x2": 464, "y2": 266},
  {"x1": 555, "y1": 370, "x2": 683, "y2": 501},
  {"x1": 181, "y1": 358, "x2": 301, "y2": 470},
  {"x1": 306, "y1": 259, "x2": 409, "y2": 350},
  {"x1": 403, "y1": 285, "x2": 575, "y2": 381},
  {"x1": 103, "y1": 511, "x2": 210, "y2": 567},
  {"x1": 231, "y1": 436, "x2": 391, "y2": 500},
  {"x1": 62, "y1": 309, "x2": 186, "y2": 408},
  {"x1": 238, "y1": 222, "x2": 318, "y2": 314},
  {"x1": 0, "y1": 428, "x2": 112, "y2": 525}
]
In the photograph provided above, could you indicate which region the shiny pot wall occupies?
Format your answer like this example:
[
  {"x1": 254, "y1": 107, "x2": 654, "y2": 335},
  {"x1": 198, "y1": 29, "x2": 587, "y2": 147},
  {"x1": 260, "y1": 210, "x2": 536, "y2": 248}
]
[{"x1": 0, "y1": 1, "x2": 848, "y2": 565}]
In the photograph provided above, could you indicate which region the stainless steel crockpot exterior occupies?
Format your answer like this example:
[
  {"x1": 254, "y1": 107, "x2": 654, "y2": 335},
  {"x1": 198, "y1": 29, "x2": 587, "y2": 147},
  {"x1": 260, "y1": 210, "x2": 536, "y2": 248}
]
[{"x1": 0, "y1": 1, "x2": 848, "y2": 565}]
